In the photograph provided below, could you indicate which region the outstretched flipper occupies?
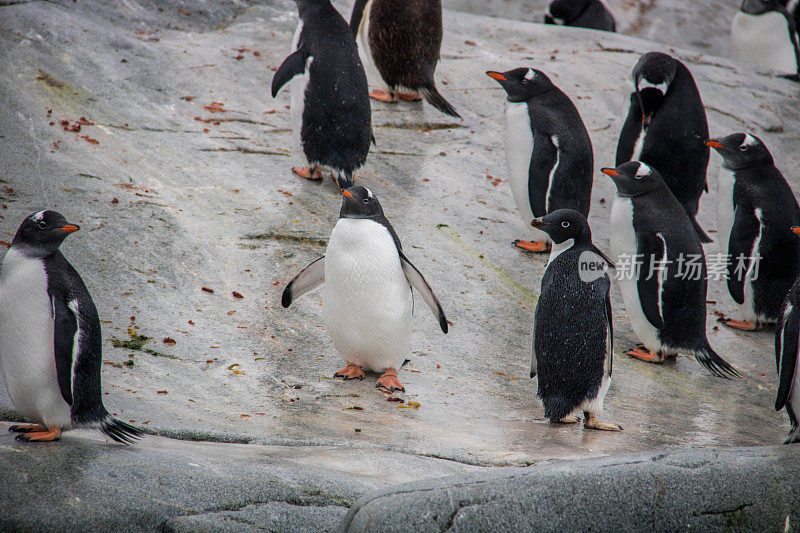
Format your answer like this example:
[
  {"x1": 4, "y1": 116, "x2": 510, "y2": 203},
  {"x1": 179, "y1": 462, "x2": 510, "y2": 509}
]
[
  {"x1": 271, "y1": 47, "x2": 309, "y2": 98},
  {"x1": 282, "y1": 257, "x2": 325, "y2": 308},
  {"x1": 399, "y1": 251, "x2": 448, "y2": 333}
]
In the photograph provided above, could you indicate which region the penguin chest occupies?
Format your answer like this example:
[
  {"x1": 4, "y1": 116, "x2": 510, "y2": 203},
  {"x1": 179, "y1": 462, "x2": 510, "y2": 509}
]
[
  {"x1": 0, "y1": 249, "x2": 71, "y2": 427},
  {"x1": 322, "y1": 219, "x2": 412, "y2": 370},
  {"x1": 731, "y1": 12, "x2": 798, "y2": 74}
]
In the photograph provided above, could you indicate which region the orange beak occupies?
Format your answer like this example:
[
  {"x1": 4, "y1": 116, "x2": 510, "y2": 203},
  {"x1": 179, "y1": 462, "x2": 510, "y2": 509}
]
[
  {"x1": 60, "y1": 224, "x2": 79, "y2": 233},
  {"x1": 601, "y1": 168, "x2": 620, "y2": 177},
  {"x1": 791, "y1": 227, "x2": 800, "y2": 236},
  {"x1": 486, "y1": 71, "x2": 507, "y2": 81},
  {"x1": 705, "y1": 140, "x2": 724, "y2": 149},
  {"x1": 341, "y1": 190, "x2": 354, "y2": 198}
]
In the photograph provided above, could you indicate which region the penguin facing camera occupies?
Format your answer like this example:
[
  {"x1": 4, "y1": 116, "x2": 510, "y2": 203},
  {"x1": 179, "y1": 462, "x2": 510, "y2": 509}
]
[
  {"x1": 531, "y1": 209, "x2": 620, "y2": 431},
  {"x1": 544, "y1": 0, "x2": 616, "y2": 32},
  {"x1": 0, "y1": 211, "x2": 141, "y2": 443},
  {"x1": 775, "y1": 226, "x2": 800, "y2": 444},
  {"x1": 350, "y1": 0, "x2": 460, "y2": 117},
  {"x1": 272, "y1": 0, "x2": 373, "y2": 187},
  {"x1": 732, "y1": 0, "x2": 800, "y2": 80},
  {"x1": 706, "y1": 133, "x2": 800, "y2": 331},
  {"x1": 282, "y1": 186, "x2": 448, "y2": 393},
  {"x1": 486, "y1": 67, "x2": 593, "y2": 254},
  {"x1": 616, "y1": 52, "x2": 711, "y2": 243},
  {"x1": 604, "y1": 162, "x2": 740, "y2": 378}
]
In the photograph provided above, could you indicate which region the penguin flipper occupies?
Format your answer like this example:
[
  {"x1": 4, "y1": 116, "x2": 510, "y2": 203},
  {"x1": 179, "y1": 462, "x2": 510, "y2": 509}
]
[
  {"x1": 615, "y1": 92, "x2": 642, "y2": 166},
  {"x1": 531, "y1": 305, "x2": 538, "y2": 379},
  {"x1": 399, "y1": 251, "x2": 448, "y2": 333},
  {"x1": 528, "y1": 130, "x2": 558, "y2": 217},
  {"x1": 51, "y1": 292, "x2": 78, "y2": 406},
  {"x1": 281, "y1": 257, "x2": 325, "y2": 308},
  {"x1": 776, "y1": 300, "x2": 799, "y2": 411},
  {"x1": 636, "y1": 232, "x2": 665, "y2": 330},
  {"x1": 419, "y1": 86, "x2": 460, "y2": 118},
  {"x1": 604, "y1": 289, "x2": 613, "y2": 377},
  {"x1": 350, "y1": 0, "x2": 369, "y2": 37},
  {"x1": 271, "y1": 47, "x2": 308, "y2": 98},
  {"x1": 727, "y1": 205, "x2": 760, "y2": 305}
]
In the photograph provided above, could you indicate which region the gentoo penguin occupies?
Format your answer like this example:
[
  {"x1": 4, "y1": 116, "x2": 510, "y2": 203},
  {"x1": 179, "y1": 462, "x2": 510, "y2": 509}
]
[
  {"x1": 732, "y1": 0, "x2": 800, "y2": 79},
  {"x1": 616, "y1": 52, "x2": 711, "y2": 243},
  {"x1": 706, "y1": 133, "x2": 800, "y2": 330},
  {"x1": 604, "y1": 162, "x2": 740, "y2": 378},
  {"x1": 272, "y1": 0, "x2": 373, "y2": 187},
  {"x1": 0, "y1": 211, "x2": 141, "y2": 443},
  {"x1": 350, "y1": 0, "x2": 460, "y2": 117},
  {"x1": 281, "y1": 186, "x2": 447, "y2": 392},
  {"x1": 486, "y1": 68, "x2": 593, "y2": 253},
  {"x1": 530, "y1": 209, "x2": 620, "y2": 431},
  {"x1": 775, "y1": 228, "x2": 800, "y2": 444},
  {"x1": 544, "y1": 0, "x2": 616, "y2": 32}
]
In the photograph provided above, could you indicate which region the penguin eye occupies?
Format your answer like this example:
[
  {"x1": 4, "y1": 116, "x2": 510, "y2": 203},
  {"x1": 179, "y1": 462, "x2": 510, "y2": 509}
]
[
  {"x1": 37, "y1": 221, "x2": 47, "y2": 230},
  {"x1": 739, "y1": 145, "x2": 748, "y2": 152},
  {"x1": 561, "y1": 221, "x2": 570, "y2": 228},
  {"x1": 362, "y1": 198, "x2": 369, "y2": 204}
]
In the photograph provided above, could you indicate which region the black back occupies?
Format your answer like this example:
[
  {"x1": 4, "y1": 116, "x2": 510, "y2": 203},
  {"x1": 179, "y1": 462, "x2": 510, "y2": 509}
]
[{"x1": 545, "y1": 0, "x2": 616, "y2": 32}]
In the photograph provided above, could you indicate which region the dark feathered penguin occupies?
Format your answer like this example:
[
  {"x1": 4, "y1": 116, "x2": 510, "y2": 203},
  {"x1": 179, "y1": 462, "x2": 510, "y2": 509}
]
[
  {"x1": 616, "y1": 52, "x2": 711, "y2": 243},
  {"x1": 775, "y1": 226, "x2": 800, "y2": 444},
  {"x1": 0, "y1": 211, "x2": 141, "y2": 443},
  {"x1": 544, "y1": 0, "x2": 616, "y2": 32},
  {"x1": 531, "y1": 209, "x2": 620, "y2": 431},
  {"x1": 706, "y1": 133, "x2": 800, "y2": 331},
  {"x1": 272, "y1": 0, "x2": 373, "y2": 187},
  {"x1": 604, "y1": 162, "x2": 740, "y2": 378},
  {"x1": 732, "y1": 0, "x2": 800, "y2": 80},
  {"x1": 350, "y1": 0, "x2": 459, "y2": 117}
]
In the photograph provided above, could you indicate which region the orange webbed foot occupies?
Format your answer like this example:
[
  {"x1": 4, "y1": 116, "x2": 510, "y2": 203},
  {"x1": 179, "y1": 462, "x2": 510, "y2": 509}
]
[
  {"x1": 723, "y1": 319, "x2": 758, "y2": 331},
  {"x1": 292, "y1": 166, "x2": 323, "y2": 181},
  {"x1": 334, "y1": 363, "x2": 365, "y2": 381},
  {"x1": 370, "y1": 89, "x2": 398, "y2": 103},
  {"x1": 513, "y1": 240, "x2": 551, "y2": 253},
  {"x1": 398, "y1": 92, "x2": 422, "y2": 101},
  {"x1": 9, "y1": 424, "x2": 46, "y2": 433},
  {"x1": 16, "y1": 427, "x2": 62, "y2": 442},
  {"x1": 626, "y1": 347, "x2": 665, "y2": 363},
  {"x1": 376, "y1": 369, "x2": 405, "y2": 393}
]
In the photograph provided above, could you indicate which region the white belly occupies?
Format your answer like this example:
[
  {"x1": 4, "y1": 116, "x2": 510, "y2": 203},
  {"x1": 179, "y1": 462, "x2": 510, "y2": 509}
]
[
  {"x1": 731, "y1": 11, "x2": 798, "y2": 74},
  {"x1": 355, "y1": 2, "x2": 388, "y2": 92},
  {"x1": 609, "y1": 197, "x2": 662, "y2": 351},
  {"x1": 0, "y1": 248, "x2": 71, "y2": 428},
  {"x1": 716, "y1": 164, "x2": 735, "y2": 256},
  {"x1": 504, "y1": 100, "x2": 549, "y2": 242},
  {"x1": 322, "y1": 219, "x2": 412, "y2": 372}
]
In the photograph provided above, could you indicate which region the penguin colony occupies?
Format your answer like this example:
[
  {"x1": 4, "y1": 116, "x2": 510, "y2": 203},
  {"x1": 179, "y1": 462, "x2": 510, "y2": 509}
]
[{"x1": 1, "y1": 0, "x2": 800, "y2": 445}]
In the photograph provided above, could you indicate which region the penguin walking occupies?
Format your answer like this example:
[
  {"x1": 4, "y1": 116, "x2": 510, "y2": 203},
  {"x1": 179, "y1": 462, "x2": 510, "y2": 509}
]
[
  {"x1": 350, "y1": 0, "x2": 460, "y2": 117},
  {"x1": 282, "y1": 186, "x2": 448, "y2": 392},
  {"x1": 530, "y1": 209, "x2": 620, "y2": 431},
  {"x1": 0, "y1": 211, "x2": 141, "y2": 443},
  {"x1": 604, "y1": 162, "x2": 740, "y2": 378},
  {"x1": 706, "y1": 133, "x2": 800, "y2": 331},
  {"x1": 486, "y1": 68, "x2": 593, "y2": 253},
  {"x1": 732, "y1": 0, "x2": 800, "y2": 79},
  {"x1": 616, "y1": 52, "x2": 711, "y2": 243},
  {"x1": 544, "y1": 0, "x2": 616, "y2": 32},
  {"x1": 272, "y1": 0, "x2": 373, "y2": 187},
  {"x1": 775, "y1": 227, "x2": 800, "y2": 444}
]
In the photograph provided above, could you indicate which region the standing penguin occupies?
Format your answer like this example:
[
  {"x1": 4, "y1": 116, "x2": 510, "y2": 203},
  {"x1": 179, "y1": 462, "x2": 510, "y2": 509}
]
[
  {"x1": 486, "y1": 68, "x2": 593, "y2": 253},
  {"x1": 350, "y1": 0, "x2": 460, "y2": 117},
  {"x1": 775, "y1": 227, "x2": 800, "y2": 444},
  {"x1": 0, "y1": 211, "x2": 141, "y2": 443},
  {"x1": 544, "y1": 0, "x2": 616, "y2": 32},
  {"x1": 706, "y1": 133, "x2": 800, "y2": 330},
  {"x1": 530, "y1": 209, "x2": 620, "y2": 431},
  {"x1": 272, "y1": 0, "x2": 373, "y2": 187},
  {"x1": 732, "y1": 0, "x2": 800, "y2": 79},
  {"x1": 604, "y1": 162, "x2": 740, "y2": 378},
  {"x1": 282, "y1": 186, "x2": 448, "y2": 392},
  {"x1": 616, "y1": 52, "x2": 711, "y2": 242}
]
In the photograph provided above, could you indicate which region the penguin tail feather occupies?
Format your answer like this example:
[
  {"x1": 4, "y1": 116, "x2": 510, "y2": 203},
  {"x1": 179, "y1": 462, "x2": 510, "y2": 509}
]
[
  {"x1": 542, "y1": 396, "x2": 573, "y2": 422},
  {"x1": 785, "y1": 424, "x2": 800, "y2": 444},
  {"x1": 695, "y1": 343, "x2": 741, "y2": 379},
  {"x1": 419, "y1": 86, "x2": 460, "y2": 118},
  {"x1": 100, "y1": 416, "x2": 143, "y2": 445}
]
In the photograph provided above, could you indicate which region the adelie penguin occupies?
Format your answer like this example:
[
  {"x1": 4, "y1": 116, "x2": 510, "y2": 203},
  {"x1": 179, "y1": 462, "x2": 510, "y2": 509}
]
[
  {"x1": 0, "y1": 211, "x2": 142, "y2": 443},
  {"x1": 272, "y1": 0, "x2": 373, "y2": 186},
  {"x1": 706, "y1": 133, "x2": 800, "y2": 331},
  {"x1": 281, "y1": 186, "x2": 448, "y2": 393},
  {"x1": 616, "y1": 52, "x2": 712, "y2": 243},
  {"x1": 604, "y1": 162, "x2": 740, "y2": 378},
  {"x1": 544, "y1": 0, "x2": 616, "y2": 32},
  {"x1": 732, "y1": 0, "x2": 800, "y2": 80},
  {"x1": 774, "y1": 227, "x2": 800, "y2": 444},
  {"x1": 350, "y1": 0, "x2": 460, "y2": 117},
  {"x1": 486, "y1": 68, "x2": 593, "y2": 253},
  {"x1": 530, "y1": 209, "x2": 620, "y2": 431}
]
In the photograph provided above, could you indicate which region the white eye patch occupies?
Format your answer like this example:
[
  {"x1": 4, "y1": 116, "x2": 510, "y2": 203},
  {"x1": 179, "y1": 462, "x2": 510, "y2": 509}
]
[
  {"x1": 31, "y1": 211, "x2": 46, "y2": 222},
  {"x1": 741, "y1": 134, "x2": 759, "y2": 149},
  {"x1": 635, "y1": 162, "x2": 653, "y2": 178},
  {"x1": 365, "y1": 188, "x2": 375, "y2": 199},
  {"x1": 524, "y1": 69, "x2": 535, "y2": 81}
]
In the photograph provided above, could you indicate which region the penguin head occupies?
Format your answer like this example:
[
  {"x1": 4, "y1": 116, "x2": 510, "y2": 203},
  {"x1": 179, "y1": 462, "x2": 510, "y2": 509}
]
[
  {"x1": 632, "y1": 52, "x2": 677, "y2": 122},
  {"x1": 740, "y1": 0, "x2": 783, "y2": 15},
  {"x1": 11, "y1": 210, "x2": 79, "y2": 257},
  {"x1": 339, "y1": 186, "x2": 385, "y2": 220},
  {"x1": 602, "y1": 161, "x2": 663, "y2": 197},
  {"x1": 546, "y1": 0, "x2": 590, "y2": 24},
  {"x1": 705, "y1": 133, "x2": 773, "y2": 169},
  {"x1": 530, "y1": 209, "x2": 591, "y2": 245},
  {"x1": 486, "y1": 68, "x2": 555, "y2": 102}
]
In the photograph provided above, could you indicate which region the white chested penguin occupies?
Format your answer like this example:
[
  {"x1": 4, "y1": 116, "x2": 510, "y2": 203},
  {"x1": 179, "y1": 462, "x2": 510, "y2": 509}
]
[
  {"x1": 775, "y1": 227, "x2": 800, "y2": 444},
  {"x1": 544, "y1": 0, "x2": 616, "y2": 32},
  {"x1": 272, "y1": 0, "x2": 373, "y2": 187},
  {"x1": 616, "y1": 52, "x2": 712, "y2": 243},
  {"x1": 281, "y1": 186, "x2": 447, "y2": 392},
  {"x1": 350, "y1": 0, "x2": 460, "y2": 117},
  {"x1": 732, "y1": 0, "x2": 800, "y2": 80},
  {"x1": 486, "y1": 68, "x2": 593, "y2": 253},
  {"x1": 0, "y1": 211, "x2": 141, "y2": 443},
  {"x1": 530, "y1": 209, "x2": 620, "y2": 431},
  {"x1": 706, "y1": 133, "x2": 800, "y2": 331},
  {"x1": 604, "y1": 162, "x2": 741, "y2": 378}
]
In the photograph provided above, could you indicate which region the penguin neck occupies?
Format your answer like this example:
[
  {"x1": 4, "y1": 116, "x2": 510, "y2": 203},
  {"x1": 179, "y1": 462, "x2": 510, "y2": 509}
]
[
  {"x1": 9, "y1": 240, "x2": 61, "y2": 260},
  {"x1": 547, "y1": 238, "x2": 576, "y2": 267}
]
